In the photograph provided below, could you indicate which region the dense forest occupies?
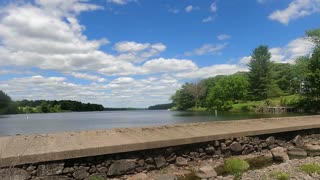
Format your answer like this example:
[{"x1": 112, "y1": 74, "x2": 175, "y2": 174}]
[
  {"x1": 148, "y1": 103, "x2": 173, "y2": 110},
  {"x1": 171, "y1": 29, "x2": 320, "y2": 112},
  {"x1": 0, "y1": 91, "x2": 104, "y2": 114}
]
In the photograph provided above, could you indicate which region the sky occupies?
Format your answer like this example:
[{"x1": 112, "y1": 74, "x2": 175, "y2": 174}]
[{"x1": 0, "y1": 0, "x2": 318, "y2": 108}]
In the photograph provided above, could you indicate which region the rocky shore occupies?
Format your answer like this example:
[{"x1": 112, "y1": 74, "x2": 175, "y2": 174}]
[{"x1": 1, "y1": 129, "x2": 320, "y2": 180}]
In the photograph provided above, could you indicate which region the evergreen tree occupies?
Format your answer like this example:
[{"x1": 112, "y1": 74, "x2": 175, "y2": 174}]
[{"x1": 248, "y1": 45, "x2": 273, "y2": 100}]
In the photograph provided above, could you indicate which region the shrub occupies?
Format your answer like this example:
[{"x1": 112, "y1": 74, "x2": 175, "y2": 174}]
[
  {"x1": 270, "y1": 171, "x2": 289, "y2": 180},
  {"x1": 224, "y1": 157, "x2": 250, "y2": 180},
  {"x1": 301, "y1": 163, "x2": 320, "y2": 175}
]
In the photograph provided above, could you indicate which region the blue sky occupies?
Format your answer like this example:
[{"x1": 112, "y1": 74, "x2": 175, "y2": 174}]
[{"x1": 0, "y1": 0, "x2": 318, "y2": 107}]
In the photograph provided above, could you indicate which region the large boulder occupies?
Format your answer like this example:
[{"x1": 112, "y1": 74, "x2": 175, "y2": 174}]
[
  {"x1": 107, "y1": 159, "x2": 136, "y2": 176},
  {"x1": 37, "y1": 162, "x2": 65, "y2": 176},
  {"x1": 0, "y1": 168, "x2": 31, "y2": 180},
  {"x1": 271, "y1": 147, "x2": 289, "y2": 162},
  {"x1": 305, "y1": 144, "x2": 320, "y2": 157},
  {"x1": 287, "y1": 147, "x2": 307, "y2": 159},
  {"x1": 292, "y1": 135, "x2": 302, "y2": 146},
  {"x1": 154, "y1": 156, "x2": 166, "y2": 169},
  {"x1": 196, "y1": 165, "x2": 217, "y2": 179}
]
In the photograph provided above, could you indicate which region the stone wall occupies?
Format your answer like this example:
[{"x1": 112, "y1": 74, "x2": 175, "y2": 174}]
[{"x1": 1, "y1": 128, "x2": 320, "y2": 180}]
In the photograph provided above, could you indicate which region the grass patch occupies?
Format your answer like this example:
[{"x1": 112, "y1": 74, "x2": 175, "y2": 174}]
[
  {"x1": 301, "y1": 163, "x2": 320, "y2": 175},
  {"x1": 270, "y1": 171, "x2": 290, "y2": 180},
  {"x1": 89, "y1": 176, "x2": 106, "y2": 180},
  {"x1": 224, "y1": 157, "x2": 250, "y2": 180}
]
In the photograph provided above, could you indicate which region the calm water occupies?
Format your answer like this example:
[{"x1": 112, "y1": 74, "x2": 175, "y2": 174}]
[{"x1": 0, "y1": 110, "x2": 313, "y2": 136}]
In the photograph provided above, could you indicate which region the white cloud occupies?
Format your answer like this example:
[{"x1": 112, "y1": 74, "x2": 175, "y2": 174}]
[
  {"x1": 270, "y1": 38, "x2": 315, "y2": 63},
  {"x1": 113, "y1": 41, "x2": 166, "y2": 63},
  {"x1": 175, "y1": 64, "x2": 248, "y2": 79},
  {"x1": 142, "y1": 58, "x2": 198, "y2": 73},
  {"x1": 268, "y1": 0, "x2": 320, "y2": 25},
  {"x1": 217, "y1": 34, "x2": 231, "y2": 40},
  {"x1": 202, "y1": 16, "x2": 213, "y2": 23},
  {"x1": 107, "y1": 0, "x2": 135, "y2": 5},
  {"x1": 185, "y1": 5, "x2": 193, "y2": 12},
  {"x1": 210, "y1": 2, "x2": 217, "y2": 12},
  {"x1": 70, "y1": 72, "x2": 107, "y2": 82},
  {"x1": 185, "y1": 43, "x2": 228, "y2": 56},
  {"x1": 239, "y1": 56, "x2": 252, "y2": 64},
  {"x1": 238, "y1": 38, "x2": 315, "y2": 64}
]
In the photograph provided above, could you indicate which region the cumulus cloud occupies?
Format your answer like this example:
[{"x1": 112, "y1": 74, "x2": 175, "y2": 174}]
[
  {"x1": 175, "y1": 64, "x2": 248, "y2": 79},
  {"x1": 185, "y1": 43, "x2": 228, "y2": 56},
  {"x1": 142, "y1": 58, "x2": 198, "y2": 73},
  {"x1": 238, "y1": 38, "x2": 315, "y2": 64},
  {"x1": 268, "y1": 0, "x2": 320, "y2": 25},
  {"x1": 69, "y1": 72, "x2": 107, "y2": 82},
  {"x1": 270, "y1": 38, "x2": 315, "y2": 63},
  {"x1": 217, "y1": 34, "x2": 231, "y2": 40}
]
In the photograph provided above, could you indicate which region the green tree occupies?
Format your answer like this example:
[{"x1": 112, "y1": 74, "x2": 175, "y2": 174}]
[
  {"x1": 0, "y1": 90, "x2": 12, "y2": 109},
  {"x1": 306, "y1": 28, "x2": 320, "y2": 44},
  {"x1": 171, "y1": 83, "x2": 195, "y2": 110},
  {"x1": 248, "y1": 45, "x2": 274, "y2": 100},
  {"x1": 291, "y1": 56, "x2": 310, "y2": 94},
  {"x1": 185, "y1": 82, "x2": 206, "y2": 107},
  {"x1": 304, "y1": 46, "x2": 320, "y2": 111}
]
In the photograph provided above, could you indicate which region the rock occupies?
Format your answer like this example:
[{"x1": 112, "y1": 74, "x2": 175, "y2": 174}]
[
  {"x1": 261, "y1": 142, "x2": 268, "y2": 149},
  {"x1": 88, "y1": 167, "x2": 97, "y2": 173},
  {"x1": 252, "y1": 137, "x2": 260, "y2": 145},
  {"x1": 220, "y1": 143, "x2": 228, "y2": 151},
  {"x1": 213, "y1": 140, "x2": 220, "y2": 147},
  {"x1": 305, "y1": 144, "x2": 320, "y2": 157},
  {"x1": 84, "y1": 173, "x2": 107, "y2": 180},
  {"x1": 145, "y1": 165, "x2": 156, "y2": 171},
  {"x1": 230, "y1": 142, "x2": 242, "y2": 153},
  {"x1": 135, "y1": 167, "x2": 145, "y2": 172},
  {"x1": 196, "y1": 165, "x2": 217, "y2": 179},
  {"x1": 107, "y1": 159, "x2": 136, "y2": 176},
  {"x1": 137, "y1": 159, "x2": 145, "y2": 167},
  {"x1": 34, "y1": 176, "x2": 72, "y2": 180},
  {"x1": 266, "y1": 136, "x2": 276, "y2": 146},
  {"x1": 215, "y1": 149, "x2": 222, "y2": 155},
  {"x1": 145, "y1": 157, "x2": 154, "y2": 164},
  {"x1": 26, "y1": 165, "x2": 36, "y2": 172},
  {"x1": 270, "y1": 147, "x2": 289, "y2": 162},
  {"x1": 155, "y1": 174, "x2": 177, "y2": 180},
  {"x1": 166, "y1": 153, "x2": 177, "y2": 163},
  {"x1": 242, "y1": 144, "x2": 254, "y2": 154},
  {"x1": 73, "y1": 170, "x2": 90, "y2": 180},
  {"x1": 292, "y1": 135, "x2": 302, "y2": 146},
  {"x1": 175, "y1": 157, "x2": 188, "y2": 166},
  {"x1": 37, "y1": 162, "x2": 65, "y2": 176},
  {"x1": 205, "y1": 146, "x2": 215, "y2": 154},
  {"x1": 127, "y1": 173, "x2": 149, "y2": 180},
  {"x1": 63, "y1": 167, "x2": 75, "y2": 174},
  {"x1": 97, "y1": 167, "x2": 108, "y2": 173},
  {"x1": 287, "y1": 148, "x2": 307, "y2": 159},
  {"x1": 154, "y1": 156, "x2": 166, "y2": 169},
  {"x1": 0, "y1": 168, "x2": 31, "y2": 180}
]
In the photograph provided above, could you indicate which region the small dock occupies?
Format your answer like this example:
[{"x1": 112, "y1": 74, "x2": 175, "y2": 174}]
[{"x1": 0, "y1": 115, "x2": 320, "y2": 167}]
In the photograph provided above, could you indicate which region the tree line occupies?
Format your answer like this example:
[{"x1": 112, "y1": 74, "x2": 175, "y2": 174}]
[
  {"x1": 0, "y1": 91, "x2": 104, "y2": 114},
  {"x1": 171, "y1": 29, "x2": 320, "y2": 112}
]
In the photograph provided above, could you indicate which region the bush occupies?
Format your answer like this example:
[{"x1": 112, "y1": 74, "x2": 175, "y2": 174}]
[
  {"x1": 301, "y1": 163, "x2": 320, "y2": 175},
  {"x1": 224, "y1": 157, "x2": 250, "y2": 180},
  {"x1": 270, "y1": 171, "x2": 289, "y2": 180}
]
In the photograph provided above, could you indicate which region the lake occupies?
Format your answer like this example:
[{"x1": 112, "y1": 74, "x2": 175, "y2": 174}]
[{"x1": 0, "y1": 110, "x2": 313, "y2": 136}]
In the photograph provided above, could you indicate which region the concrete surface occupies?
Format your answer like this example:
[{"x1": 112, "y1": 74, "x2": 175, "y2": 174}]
[{"x1": 0, "y1": 115, "x2": 320, "y2": 167}]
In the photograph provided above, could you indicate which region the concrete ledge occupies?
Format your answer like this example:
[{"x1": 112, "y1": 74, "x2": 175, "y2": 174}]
[{"x1": 0, "y1": 115, "x2": 320, "y2": 167}]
